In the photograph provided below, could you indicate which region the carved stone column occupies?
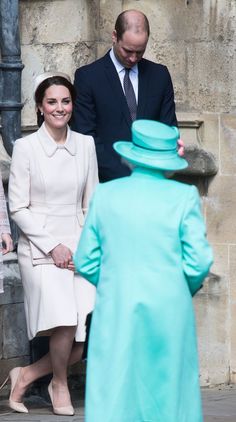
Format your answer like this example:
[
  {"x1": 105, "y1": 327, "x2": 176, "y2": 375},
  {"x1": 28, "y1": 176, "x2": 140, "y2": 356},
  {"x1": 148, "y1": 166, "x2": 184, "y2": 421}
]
[{"x1": 0, "y1": 0, "x2": 24, "y2": 157}]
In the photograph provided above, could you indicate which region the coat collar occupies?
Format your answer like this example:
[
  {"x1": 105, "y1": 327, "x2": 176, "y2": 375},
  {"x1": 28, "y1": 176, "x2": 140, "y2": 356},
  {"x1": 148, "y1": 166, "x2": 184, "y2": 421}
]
[
  {"x1": 37, "y1": 123, "x2": 76, "y2": 157},
  {"x1": 131, "y1": 166, "x2": 167, "y2": 180}
]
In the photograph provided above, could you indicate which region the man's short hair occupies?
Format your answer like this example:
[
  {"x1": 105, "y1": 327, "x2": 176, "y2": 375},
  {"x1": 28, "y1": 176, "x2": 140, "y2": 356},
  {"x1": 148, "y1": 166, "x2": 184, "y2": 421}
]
[{"x1": 115, "y1": 10, "x2": 150, "y2": 41}]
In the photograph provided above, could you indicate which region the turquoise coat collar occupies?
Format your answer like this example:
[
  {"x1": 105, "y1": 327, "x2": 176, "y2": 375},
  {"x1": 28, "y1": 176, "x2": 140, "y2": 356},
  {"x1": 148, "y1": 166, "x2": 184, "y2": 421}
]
[{"x1": 131, "y1": 166, "x2": 167, "y2": 180}]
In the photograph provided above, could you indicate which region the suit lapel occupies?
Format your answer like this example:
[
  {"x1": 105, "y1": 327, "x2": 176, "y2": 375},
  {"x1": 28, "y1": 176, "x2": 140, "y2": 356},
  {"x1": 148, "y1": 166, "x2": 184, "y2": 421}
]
[
  {"x1": 137, "y1": 59, "x2": 148, "y2": 118},
  {"x1": 103, "y1": 52, "x2": 132, "y2": 126}
]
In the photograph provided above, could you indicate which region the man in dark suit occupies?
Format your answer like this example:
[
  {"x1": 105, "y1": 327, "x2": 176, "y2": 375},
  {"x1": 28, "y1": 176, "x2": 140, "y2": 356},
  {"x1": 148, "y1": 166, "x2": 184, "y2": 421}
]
[{"x1": 72, "y1": 9, "x2": 179, "y2": 182}]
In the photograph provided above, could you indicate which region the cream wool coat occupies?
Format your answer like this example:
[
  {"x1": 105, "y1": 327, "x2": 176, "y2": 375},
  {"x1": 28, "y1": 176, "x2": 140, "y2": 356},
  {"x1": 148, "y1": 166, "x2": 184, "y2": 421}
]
[{"x1": 9, "y1": 123, "x2": 98, "y2": 341}]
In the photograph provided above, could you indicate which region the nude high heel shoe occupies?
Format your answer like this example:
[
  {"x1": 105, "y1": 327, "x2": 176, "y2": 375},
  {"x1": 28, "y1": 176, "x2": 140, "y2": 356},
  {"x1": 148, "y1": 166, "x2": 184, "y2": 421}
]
[
  {"x1": 0, "y1": 367, "x2": 28, "y2": 413},
  {"x1": 48, "y1": 381, "x2": 74, "y2": 416}
]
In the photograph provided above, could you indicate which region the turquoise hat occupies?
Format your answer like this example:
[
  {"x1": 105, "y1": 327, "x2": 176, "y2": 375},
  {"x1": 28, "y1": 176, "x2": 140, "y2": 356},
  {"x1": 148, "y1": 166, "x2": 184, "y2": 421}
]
[{"x1": 113, "y1": 119, "x2": 188, "y2": 171}]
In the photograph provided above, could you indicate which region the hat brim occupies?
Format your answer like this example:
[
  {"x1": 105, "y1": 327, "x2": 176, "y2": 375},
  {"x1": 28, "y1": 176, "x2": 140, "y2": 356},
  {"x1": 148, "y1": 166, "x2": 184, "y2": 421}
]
[{"x1": 114, "y1": 141, "x2": 188, "y2": 171}]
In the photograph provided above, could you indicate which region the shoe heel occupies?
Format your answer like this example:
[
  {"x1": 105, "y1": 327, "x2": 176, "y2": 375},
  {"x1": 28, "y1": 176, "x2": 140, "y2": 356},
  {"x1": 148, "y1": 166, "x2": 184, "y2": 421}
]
[
  {"x1": 9, "y1": 367, "x2": 28, "y2": 414},
  {"x1": 48, "y1": 381, "x2": 74, "y2": 416}
]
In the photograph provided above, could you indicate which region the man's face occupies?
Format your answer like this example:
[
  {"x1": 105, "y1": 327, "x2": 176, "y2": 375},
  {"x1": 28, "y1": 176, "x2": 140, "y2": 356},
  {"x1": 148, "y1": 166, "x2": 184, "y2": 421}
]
[{"x1": 112, "y1": 30, "x2": 148, "y2": 68}]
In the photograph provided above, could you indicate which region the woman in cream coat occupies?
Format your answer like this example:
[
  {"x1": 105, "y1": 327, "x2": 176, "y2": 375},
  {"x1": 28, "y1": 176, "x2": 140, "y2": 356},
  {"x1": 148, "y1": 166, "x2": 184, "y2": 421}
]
[{"x1": 6, "y1": 72, "x2": 98, "y2": 415}]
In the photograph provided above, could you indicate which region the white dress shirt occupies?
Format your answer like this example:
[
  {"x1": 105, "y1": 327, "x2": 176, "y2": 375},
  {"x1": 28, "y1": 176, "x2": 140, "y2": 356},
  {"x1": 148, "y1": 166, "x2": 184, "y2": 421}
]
[{"x1": 110, "y1": 48, "x2": 138, "y2": 102}]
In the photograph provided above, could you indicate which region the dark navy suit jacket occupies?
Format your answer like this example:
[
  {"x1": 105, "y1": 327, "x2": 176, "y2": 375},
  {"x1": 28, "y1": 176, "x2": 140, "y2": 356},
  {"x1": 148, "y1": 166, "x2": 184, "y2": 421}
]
[{"x1": 72, "y1": 52, "x2": 177, "y2": 182}]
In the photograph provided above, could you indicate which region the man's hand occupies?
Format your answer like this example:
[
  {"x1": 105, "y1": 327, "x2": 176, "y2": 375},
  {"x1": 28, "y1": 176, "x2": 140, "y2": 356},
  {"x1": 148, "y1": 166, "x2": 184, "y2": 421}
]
[{"x1": 177, "y1": 138, "x2": 185, "y2": 157}]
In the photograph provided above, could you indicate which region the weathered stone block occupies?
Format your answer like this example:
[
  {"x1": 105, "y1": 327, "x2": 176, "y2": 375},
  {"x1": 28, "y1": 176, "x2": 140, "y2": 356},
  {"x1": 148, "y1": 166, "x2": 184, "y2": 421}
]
[
  {"x1": 0, "y1": 255, "x2": 22, "y2": 306},
  {"x1": 231, "y1": 53, "x2": 236, "y2": 109},
  {"x1": 194, "y1": 243, "x2": 229, "y2": 385},
  {"x1": 20, "y1": 0, "x2": 90, "y2": 44},
  {"x1": 229, "y1": 303, "x2": 236, "y2": 376},
  {"x1": 99, "y1": 0, "x2": 122, "y2": 42},
  {"x1": 124, "y1": 0, "x2": 201, "y2": 43},
  {"x1": 203, "y1": 243, "x2": 229, "y2": 385},
  {"x1": 209, "y1": 244, "x2": 229, "y2": 294},
  {"x1": 179, "y1": 146, "x2": 218, "y2": 176},
  {"x1": 3, "y1": 303, "x2": 29, "y2": 358},
  {"x1": 194, "y1": 293, "x2": 210, "y2": 386},
  {"x1": 72, "y1": 42, "x2": 97, "y2": 69},
  {"x1": 207, "y1": 175, "x2": 236, "y2": 244},
  {"x1": 177, "y1": 114, "x2": 204, "y2": 148},
  {"x1": 220, "y1": 114, "x2": 236, "y2": 175},
  {"x1": 201, "y1": 114, "x2": 220, "y2": 158},
  {"x1": 125, "y1": 0, "x2": 236, "y2": 43},
  {"x1": 177, "y1": 114, "x2": 220, "y2": 164},
  {"x1": 207, "y1": 294, "x2": 230, "y2": 385},
  {"x1": 187, "y1": 42, "x2": 231, "y2": 113},
  {"x1": 228, "y1": 246, "x2": 236, "y2": 376},
  {"x1": 0, "y1": 256, "x2": 27, "y2": 368},
  {"x1": 96, "y1": 42, "x2": 110, "y2": 60},
  {"x1": 147, "y1": 41, "x2": 188, "y2": 106},
  {"x1": 229, "y1": 245, "x2": 236, "y2": 285},
  {"x1": 0, "y1": 281, "x2": 24, "y2": 307}
]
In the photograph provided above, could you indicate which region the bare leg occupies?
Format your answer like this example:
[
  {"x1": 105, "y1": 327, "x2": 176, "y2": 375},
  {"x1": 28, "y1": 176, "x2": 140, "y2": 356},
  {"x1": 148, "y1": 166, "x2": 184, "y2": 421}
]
[
  {"x1": 48, "y1": 326, "x2": 76, "y2": 407},
  {"x1": 10, "y1": 327, "x2": 83, "y2": 403}
]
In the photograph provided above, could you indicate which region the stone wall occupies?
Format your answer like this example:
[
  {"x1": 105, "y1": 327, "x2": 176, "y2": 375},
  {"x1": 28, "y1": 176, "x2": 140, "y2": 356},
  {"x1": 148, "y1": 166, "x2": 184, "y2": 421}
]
[
  {"x1": 1, "y1": 0, "x2": 236, "y2": 387},
  {"x1": 0, "y1": 254, "x2": 29, "y2": 383}
]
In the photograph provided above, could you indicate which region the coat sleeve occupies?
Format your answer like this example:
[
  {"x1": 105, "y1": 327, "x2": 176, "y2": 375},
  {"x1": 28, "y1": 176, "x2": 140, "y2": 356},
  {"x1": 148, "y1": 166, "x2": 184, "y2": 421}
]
[
  {"x1": 180, "y1": 186, "x2": 213, "y2": 296},
  {"x1": 82, "y1": 136, "x2": 99, "y2": 214},
  {"x1": 8, "y1": 139, "x2": 60, "y2": 254},
  {"x1": 159, "y1": 66, "x2": 178, "y2": 127},
  {"x1": 72, "y1": 67, "x2": 98, "y2": 141},
  {"x1": 74, "y1": 188, "x2": 101, "y2": 286}
]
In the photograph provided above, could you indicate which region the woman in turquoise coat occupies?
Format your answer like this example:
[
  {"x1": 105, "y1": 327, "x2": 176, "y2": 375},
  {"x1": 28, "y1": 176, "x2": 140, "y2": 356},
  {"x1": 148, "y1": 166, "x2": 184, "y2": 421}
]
[{"x1": 74, "y1": 120, "x2": 213, "y2": 422}]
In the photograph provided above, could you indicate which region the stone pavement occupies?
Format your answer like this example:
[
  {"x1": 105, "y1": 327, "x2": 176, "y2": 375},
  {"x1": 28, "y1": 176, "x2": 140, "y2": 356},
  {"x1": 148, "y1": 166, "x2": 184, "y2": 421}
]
[
  {"x1": 202, "y1": 385, "x2": 236, "y2": 422},
  {"x1": 0, "y1": 386, "x2": 236, "y2": 421}
]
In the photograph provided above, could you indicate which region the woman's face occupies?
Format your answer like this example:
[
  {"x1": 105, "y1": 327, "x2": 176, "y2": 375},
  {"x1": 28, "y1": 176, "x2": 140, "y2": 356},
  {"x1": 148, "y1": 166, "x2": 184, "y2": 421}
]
[{"x1": 38, "y1": 84, "x2": 73, "y2": 130}]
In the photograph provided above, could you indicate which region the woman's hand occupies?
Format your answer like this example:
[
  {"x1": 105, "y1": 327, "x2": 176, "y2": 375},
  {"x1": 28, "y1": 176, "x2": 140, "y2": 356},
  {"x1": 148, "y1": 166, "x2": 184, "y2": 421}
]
[
  {"x1": 1, "y1": 233, "x2": 13, "y2": 254},
  {"x1": 50, "y1": 244, "x2": 73, "y2": 269}
]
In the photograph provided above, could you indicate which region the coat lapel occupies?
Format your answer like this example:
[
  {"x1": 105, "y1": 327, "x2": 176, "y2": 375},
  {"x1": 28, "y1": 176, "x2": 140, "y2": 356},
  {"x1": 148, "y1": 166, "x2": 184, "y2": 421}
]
[
  {"x1": 103, "y1": 52, "x2": 132, "y2": 126},
  {"x1": 137, "y1": 59, "x2": 148, "y2": 118}
]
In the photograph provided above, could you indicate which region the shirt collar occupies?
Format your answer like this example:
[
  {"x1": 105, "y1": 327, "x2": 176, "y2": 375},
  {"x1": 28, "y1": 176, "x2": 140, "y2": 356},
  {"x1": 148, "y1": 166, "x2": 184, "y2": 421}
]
[
  {"x1": 110, "y1": 47, "x2": 138, "y2": 75},
  {"x1": 37, "y1": 123, "x2": 76, "y2": 157}
]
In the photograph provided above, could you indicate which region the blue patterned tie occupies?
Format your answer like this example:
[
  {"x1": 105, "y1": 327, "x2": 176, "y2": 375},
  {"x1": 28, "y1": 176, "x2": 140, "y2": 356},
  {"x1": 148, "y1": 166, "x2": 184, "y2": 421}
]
[{"x1": 123, "y1": 68, "x2": 137, "y2": 121}]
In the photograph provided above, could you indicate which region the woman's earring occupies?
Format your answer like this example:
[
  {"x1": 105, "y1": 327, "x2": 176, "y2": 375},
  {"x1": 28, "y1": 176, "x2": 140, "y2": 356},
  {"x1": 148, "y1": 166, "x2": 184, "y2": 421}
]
[{"x1": 41, "y1": 111, "x2": 43, "y2": 116}]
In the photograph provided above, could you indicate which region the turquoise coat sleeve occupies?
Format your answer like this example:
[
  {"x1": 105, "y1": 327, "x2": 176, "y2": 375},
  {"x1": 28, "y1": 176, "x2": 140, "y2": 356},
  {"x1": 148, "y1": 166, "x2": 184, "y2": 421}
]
[
  {"x1": 73, "y1": 189, "x2": 101, "y2": 286},
  {"x1": 180, "y1": 186, "x2": 213, "y2": 296}
]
